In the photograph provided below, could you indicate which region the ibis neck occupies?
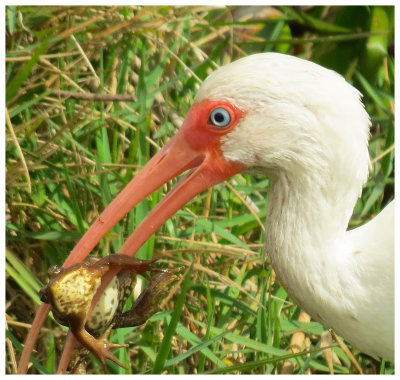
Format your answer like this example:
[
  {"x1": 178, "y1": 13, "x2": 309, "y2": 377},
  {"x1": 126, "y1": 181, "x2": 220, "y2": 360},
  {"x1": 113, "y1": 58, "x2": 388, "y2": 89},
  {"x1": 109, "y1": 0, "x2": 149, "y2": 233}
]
[{"x1": 264, "y1": 168, "x2": 360, "y2": 322}]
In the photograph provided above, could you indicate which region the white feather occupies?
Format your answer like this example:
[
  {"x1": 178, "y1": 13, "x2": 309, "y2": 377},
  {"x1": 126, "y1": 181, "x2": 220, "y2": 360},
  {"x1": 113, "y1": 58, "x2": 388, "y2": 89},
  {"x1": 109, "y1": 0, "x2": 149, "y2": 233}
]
[{"x1": 195, "y1": 53, "x2": 394, "y2": 360}]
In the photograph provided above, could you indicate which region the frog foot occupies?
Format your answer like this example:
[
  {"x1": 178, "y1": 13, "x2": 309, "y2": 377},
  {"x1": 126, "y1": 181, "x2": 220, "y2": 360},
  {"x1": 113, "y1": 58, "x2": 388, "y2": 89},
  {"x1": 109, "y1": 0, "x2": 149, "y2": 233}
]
[
  {"x1": 75, "y1": 325, "x2": 129, "y2": 372},
  {"x1": 95, "y1": 339, "x2": 129, "y2": 371},
  {"x1": 94, "y1": 324, "x2": 129, "y2": 371}
]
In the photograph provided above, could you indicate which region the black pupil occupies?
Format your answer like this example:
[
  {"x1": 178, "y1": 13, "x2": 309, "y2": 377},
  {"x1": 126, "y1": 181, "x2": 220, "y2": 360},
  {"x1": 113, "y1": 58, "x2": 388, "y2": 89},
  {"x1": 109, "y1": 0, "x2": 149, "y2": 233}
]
[{"x1": 214, "y1": 112, "x2": 225, "y2": 123}]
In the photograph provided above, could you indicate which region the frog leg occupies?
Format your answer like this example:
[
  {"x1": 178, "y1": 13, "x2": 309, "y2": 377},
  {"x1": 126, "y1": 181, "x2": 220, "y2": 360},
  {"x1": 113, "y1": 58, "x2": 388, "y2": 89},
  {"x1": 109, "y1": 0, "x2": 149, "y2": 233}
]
[
  {"x1": 69, "y1": 324, "x2": 129, "y2": 373},
  {"x1": 113, "y1": 269, "x2": 178, "y2": 328},
  {"x1": 68, "y1": 345, "x2": 90, "y2": 374},
  {"x1": 105, "y1": 254, "x2": 160, "y2": 279},
  {"x1": 71, "y1": 321, "x2": 128, "y2": 371}
]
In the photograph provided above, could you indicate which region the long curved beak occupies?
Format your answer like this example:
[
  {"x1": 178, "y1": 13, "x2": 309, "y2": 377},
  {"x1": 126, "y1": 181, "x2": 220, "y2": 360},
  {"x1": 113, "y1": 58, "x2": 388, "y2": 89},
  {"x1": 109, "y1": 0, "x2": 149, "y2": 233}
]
[{"x1": 64, "y1": 123, "x2": 243, "y2": 266}]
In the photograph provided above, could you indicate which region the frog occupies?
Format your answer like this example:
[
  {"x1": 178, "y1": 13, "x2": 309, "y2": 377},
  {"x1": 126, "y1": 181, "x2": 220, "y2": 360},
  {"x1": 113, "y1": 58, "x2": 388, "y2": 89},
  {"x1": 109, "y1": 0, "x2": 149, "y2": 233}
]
[{"x1": 39, "y1": 254, "x2": 178, "y2": 371}]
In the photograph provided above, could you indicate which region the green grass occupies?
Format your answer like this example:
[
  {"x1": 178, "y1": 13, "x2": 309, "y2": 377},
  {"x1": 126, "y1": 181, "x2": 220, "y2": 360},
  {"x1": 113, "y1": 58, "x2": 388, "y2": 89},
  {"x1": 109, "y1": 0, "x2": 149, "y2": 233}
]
[{"x1": 6, "y1": 5, "x2": 394, "y2": 374}]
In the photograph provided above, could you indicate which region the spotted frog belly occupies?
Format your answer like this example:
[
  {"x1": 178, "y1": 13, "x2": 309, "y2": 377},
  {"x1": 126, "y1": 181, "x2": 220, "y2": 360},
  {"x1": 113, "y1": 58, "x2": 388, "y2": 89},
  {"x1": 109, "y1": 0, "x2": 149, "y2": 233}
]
[{"x1": 40, "y1": 254, "x2": 179, "y2": 371}]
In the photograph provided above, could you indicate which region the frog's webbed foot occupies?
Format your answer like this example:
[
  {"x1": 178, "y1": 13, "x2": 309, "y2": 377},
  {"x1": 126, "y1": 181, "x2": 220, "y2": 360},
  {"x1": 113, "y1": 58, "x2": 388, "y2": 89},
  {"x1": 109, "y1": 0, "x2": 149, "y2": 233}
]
[
  {"x1": 114, "y1": 268, "x2": 180, "y2": 328},
  {"x1": 74, "y1": 325, "x2": 128, "y2": 372}
]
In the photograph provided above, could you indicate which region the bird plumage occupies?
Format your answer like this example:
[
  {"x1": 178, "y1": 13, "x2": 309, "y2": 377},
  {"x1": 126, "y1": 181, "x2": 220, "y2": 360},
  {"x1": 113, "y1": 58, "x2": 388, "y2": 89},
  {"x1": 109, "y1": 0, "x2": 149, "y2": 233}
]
[{"x1": 196, "y1": 53, "x2": 394, "y2": 360}]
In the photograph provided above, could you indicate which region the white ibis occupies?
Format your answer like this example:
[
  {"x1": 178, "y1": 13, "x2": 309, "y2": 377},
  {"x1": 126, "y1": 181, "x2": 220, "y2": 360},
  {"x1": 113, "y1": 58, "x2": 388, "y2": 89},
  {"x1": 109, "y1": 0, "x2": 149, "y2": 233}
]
[
  {"x1": 21, "y1": 53, "x2": 394, "y2": 372},
  {"x1": 122, "y1": 52, "x2": 394, "y2": 361}
]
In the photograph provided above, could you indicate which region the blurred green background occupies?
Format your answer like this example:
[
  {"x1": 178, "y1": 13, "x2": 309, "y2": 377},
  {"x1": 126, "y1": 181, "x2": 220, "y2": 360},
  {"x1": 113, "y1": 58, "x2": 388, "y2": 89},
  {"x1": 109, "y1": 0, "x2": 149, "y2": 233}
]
[{"x1": 6, "y1": 5, "x2": 394, "y2": 374}]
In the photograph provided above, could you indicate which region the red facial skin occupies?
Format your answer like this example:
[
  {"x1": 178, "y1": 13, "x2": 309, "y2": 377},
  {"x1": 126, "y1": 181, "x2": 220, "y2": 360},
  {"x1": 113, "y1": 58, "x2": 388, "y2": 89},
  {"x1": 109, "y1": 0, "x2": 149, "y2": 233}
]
[
  {"x1": 18, "y1": 100, "x2": 245, "y2": 373},
  {"x1": 182, "y1": 100, "x2": 242, "y2": 151}
]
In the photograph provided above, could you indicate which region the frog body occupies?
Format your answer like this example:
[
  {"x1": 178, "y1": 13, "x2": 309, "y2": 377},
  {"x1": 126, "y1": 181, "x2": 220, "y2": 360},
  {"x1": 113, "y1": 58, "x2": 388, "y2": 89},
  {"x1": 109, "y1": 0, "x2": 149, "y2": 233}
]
[
  {"x1": 40, "y1": 254, "x2": 178, "y2": 371},
  {"x1": 86, "y1": 269, "x2": 136, "y2": 336}
]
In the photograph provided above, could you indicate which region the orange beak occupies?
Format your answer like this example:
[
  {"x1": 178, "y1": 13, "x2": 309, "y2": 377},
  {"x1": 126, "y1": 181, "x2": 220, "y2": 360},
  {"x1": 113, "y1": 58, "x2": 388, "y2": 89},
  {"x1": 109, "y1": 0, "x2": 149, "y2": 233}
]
[
  {"x1": 19, "y1": 101, "x2": 245, "y2": 374},
  {"x1": 18, "y1": 100, "x2": 245, "y2": 374},
  {"x1": 64, "y1": 100, "x2": 245, "y2": 266}
]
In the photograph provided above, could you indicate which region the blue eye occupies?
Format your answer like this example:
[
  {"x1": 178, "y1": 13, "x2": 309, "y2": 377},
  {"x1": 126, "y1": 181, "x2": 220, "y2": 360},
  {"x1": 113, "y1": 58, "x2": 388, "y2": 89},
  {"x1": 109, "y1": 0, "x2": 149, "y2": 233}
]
[{"x1": 209, "y1": 108, "x2": 231, "y2": 128}]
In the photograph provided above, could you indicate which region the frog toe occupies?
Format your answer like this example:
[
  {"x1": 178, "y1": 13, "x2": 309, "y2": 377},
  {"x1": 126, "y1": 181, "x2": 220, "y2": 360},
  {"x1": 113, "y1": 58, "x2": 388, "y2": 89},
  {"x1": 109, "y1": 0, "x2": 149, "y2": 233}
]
[{"x1": 94, "y1": 341, "x2": 128, "y2": 371}]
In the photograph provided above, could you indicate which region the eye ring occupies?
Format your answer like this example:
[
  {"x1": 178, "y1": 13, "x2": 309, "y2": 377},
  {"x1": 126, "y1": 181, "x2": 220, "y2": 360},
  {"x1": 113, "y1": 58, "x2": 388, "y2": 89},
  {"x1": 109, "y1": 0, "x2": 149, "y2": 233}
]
[{"x1": 209, "y1": 107, "x2": 231, "y2": 128}]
